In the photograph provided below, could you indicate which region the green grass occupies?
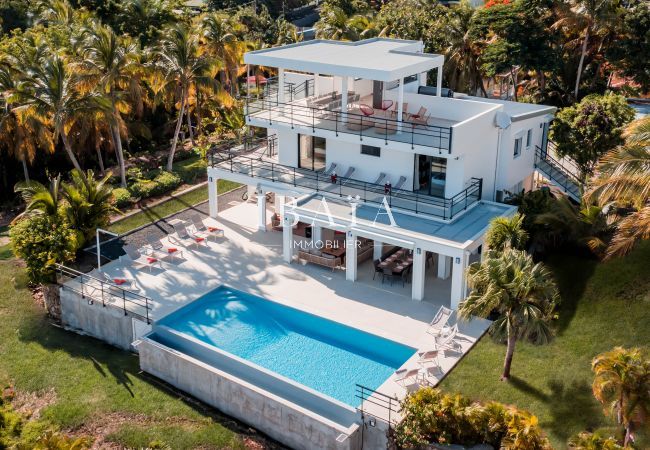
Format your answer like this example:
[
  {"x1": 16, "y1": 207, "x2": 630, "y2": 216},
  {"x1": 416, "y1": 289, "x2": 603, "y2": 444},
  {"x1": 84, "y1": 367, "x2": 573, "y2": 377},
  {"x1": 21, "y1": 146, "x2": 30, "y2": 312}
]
[
  {"x1": 0, "y1": 257, "x2": 248, "y2": 449},
  {"x1": 439, "y1": 242, "x2": 650, "y2": 448},
  {"x1": 109, "y1": 180, "x2": 241, "y2": 235},
  {"x1": 0, "y1": 225, "x2": 10, "y2": 261}
]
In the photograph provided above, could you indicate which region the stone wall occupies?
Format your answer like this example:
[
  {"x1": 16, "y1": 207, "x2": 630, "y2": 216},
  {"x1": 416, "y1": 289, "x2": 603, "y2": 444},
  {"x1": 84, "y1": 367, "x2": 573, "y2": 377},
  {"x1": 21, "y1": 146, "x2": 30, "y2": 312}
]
[
  {"x1": 138, "y1": 336, "x2": 363, "y2": 450},
  {"x1": 59, "y1": 287, "x2": 136, "y2": 351}
]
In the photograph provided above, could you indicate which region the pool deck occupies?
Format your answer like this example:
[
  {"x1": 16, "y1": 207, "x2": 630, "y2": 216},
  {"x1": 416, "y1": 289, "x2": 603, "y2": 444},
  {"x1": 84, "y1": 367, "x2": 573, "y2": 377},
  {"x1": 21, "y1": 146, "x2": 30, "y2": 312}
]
[{"x1": 90, "y1": 200, "x2": 491, "y2": 422}]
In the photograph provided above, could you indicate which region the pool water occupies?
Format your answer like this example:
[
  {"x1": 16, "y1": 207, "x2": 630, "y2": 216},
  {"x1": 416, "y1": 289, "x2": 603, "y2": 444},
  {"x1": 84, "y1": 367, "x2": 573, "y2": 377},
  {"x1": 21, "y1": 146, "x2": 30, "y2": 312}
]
[{"x1": 158, "y1": 286, "x2": 416, "y2": 406}]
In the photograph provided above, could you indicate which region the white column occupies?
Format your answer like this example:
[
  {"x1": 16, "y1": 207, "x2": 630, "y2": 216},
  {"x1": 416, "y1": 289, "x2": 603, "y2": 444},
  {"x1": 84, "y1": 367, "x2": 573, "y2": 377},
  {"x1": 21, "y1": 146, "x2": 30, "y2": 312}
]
[
  {"x1": 397, "y1": 78, "x2": 404, "y2": 132},
  {"x1": 257, "y1": 189, "x2": 267, "y2": 231},
  {"x1": 282, "y1": 214, "x2": 292, "y2": 263},
  {"x1": 373, "y1": 240, "x2": 383, "y2": 260},
  {"x1": 278, "y1": 68, "x2": 285, "y2": 103},
  {"x1": 450, "y1": 252, "x2": 468, "y2": 309},
  {"x1": 208, "y1": 175, "x2": 218, "y2": 218},
  {"x1": 312, "y1": 225, "x2": 322, "y2": 246},
  {"x1": 346, "y1": 231, "x2": 358, "y2": 282},
  {"x1": 412, "y1": 248, "x2": 426, "y2": 301},
  {"x1": 437, "y1": 254, "x2": 451, "y2": 279},
  {"x1": 436, "y1": 67, "x2": 442, "y2": 97},
  {"x1": 276, "y1": 194, "x2": 286, "y2": 217},
  {"x1": 341, "y1": 76, "x2": 349, "y2": 112}
]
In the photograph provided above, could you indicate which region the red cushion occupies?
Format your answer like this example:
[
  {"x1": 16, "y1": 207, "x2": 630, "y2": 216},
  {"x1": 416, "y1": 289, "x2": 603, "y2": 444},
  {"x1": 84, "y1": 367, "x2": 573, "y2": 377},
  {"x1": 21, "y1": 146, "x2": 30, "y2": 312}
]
[
  {"x1": 113, "y1": 278, "x2": 126, "y2": 285},
  {"x1": 167, "y1": 248, "x2": 178, "y2": 253},
  {"x1": 208, "y1": 227, "x2": 220, "y2": 232},
  {"x1": 147, "y1": 257, "x2": 157, "y2": 263},
  {"x1": 195, "y1": 237, "x2": 205, "y2": 242},
  {"x1": 359, "y1": 104, "x2": 374, "y2": 116}
]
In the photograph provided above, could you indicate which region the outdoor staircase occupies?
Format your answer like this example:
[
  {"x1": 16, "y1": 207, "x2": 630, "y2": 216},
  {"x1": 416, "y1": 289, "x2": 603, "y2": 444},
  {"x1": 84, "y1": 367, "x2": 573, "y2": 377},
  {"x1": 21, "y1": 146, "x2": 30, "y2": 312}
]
[{"x1": 534, "y1": 144, "x2": 583, "y2": 201}]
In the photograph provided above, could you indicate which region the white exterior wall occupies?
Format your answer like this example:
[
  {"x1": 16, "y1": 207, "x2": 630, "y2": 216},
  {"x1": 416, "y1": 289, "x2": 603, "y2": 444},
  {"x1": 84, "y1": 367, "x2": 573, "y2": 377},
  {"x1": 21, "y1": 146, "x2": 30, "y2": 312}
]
[
  {"x1": 325, "y1": 140, "x2": 415, "y2": 188},
  {"x1": 277, "y1": 128, "x2": 299, "y2": 167},
  {"x1": 496, "y1": 116, "x2": 545, "y2": 195}
]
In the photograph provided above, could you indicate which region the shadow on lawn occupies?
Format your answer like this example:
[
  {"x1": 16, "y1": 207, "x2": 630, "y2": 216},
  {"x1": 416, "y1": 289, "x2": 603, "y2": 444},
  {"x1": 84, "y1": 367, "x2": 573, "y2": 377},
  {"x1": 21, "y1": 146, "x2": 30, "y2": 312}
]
[
  {"x1": 546, "y1": 249, "x2": 598, "y2": 334},
  {"x1": 15, "y1": 307, "x2": 285, "y2": 449}
]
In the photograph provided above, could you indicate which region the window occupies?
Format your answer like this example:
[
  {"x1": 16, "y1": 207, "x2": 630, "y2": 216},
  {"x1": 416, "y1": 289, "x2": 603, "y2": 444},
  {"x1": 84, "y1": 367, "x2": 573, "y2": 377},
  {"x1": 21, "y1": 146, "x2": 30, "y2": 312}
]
[
  {"x1": 513, "y1": 137, "x2": 522, "y2": 158},
  {"x1": 361, "y1": 145, "x2": 380, "y2": 157},
  {"x1": 526, "y1": 129, "x2": 533, "y2": 148}
]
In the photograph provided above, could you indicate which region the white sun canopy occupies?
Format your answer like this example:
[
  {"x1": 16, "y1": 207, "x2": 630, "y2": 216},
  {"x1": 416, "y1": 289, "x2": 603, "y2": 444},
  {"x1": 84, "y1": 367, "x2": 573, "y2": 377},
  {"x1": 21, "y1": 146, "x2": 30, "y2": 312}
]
[{"x1": 244, "y1": 38, "x2": 444, "y2": 82}]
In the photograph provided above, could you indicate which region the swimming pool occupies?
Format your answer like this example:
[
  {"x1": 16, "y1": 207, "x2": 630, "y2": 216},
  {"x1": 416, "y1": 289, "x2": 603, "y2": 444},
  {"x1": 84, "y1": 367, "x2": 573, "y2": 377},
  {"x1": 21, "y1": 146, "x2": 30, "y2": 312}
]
[{"x1": 156, "y1": 286, "x2": 416, "y2": 407}]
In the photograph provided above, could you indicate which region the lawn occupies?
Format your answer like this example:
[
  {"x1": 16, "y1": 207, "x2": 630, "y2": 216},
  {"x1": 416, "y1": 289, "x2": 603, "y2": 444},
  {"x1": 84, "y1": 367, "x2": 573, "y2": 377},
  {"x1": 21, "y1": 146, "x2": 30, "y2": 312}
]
[
  {"x1": 0, "y1": 256, "x2": 269, "y2": 449},
  {"x1": 109, "y1": 179, "x2": 241, "y2": 235},
  {"x1": 439, "y1": 241, "x2": 650, "y2": 448}
]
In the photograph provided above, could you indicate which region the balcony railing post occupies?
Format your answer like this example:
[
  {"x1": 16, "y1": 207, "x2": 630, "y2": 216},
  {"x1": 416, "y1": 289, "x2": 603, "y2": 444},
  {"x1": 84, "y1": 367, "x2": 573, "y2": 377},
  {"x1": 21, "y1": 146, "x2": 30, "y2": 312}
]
[
  {"x1": 293, "y1": 167, "x2": 296, "y2": 187},
  {"x1": 312, "y1": 107, "x2": 315, "y2": 132},
  {"x1": 359, "y1": 115, "x2": 363, "y2": 141},
  {"x1": 122, "y1": 290, "x2": 127, "y2": 316},
  {"x1": 335, "y1": 110, "x2": 339, "y2": 136}
]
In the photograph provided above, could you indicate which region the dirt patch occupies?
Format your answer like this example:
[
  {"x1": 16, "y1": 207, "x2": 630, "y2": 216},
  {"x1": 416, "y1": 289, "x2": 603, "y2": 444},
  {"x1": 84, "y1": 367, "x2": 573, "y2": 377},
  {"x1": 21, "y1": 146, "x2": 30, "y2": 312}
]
[{"x1": 7, "y1": 387, "x2": 58, "y2": 420}]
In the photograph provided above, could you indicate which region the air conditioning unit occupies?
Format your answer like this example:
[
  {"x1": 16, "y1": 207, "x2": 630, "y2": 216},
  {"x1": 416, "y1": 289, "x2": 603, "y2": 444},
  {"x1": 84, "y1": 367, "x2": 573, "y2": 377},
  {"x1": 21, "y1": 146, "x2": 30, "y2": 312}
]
[{"x1": 496, "y1": 190, "x2": 505, "y2": 203}]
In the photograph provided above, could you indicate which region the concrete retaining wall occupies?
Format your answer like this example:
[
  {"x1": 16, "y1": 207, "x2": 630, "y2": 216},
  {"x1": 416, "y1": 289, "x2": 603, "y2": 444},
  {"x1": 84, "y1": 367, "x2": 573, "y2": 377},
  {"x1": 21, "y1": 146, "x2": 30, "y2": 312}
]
[
  {"x1": 59, "y1": 287, "x2": 138, "y2": 351},
  {"x1": 138, "y1": 336, "x2": 362, "y2": 450}
]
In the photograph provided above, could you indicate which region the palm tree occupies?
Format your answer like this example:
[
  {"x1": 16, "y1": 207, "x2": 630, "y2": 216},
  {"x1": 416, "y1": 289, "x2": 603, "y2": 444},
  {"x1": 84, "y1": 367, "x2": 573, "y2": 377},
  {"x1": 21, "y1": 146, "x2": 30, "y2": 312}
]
[
  {"x1": 79, "y1": 21, "x2": 142, "y2": 187},
  {"x1": 15, "y1": 55, "x2": 110, "y2": 184},
  {"x1": 315, "y1": 7, "x2": 358, "y2": 41},
  {"x1": 586, "y1": 117, "x2": 650, "y2": 259},
  {"x1": 201, "y1": 13, "x2": 243, "y2": 91},
  {"x1": 61, "y1": 169, "x2": 118, "y2": 244},
  {"x1": 459, "y1": 249, "x2": 558, "y2": 380},
  {"x1": 552, "y1": 0, "x2": 617, "y2": 98},
  {"x1": 485, "y1": 213, "x2": 529, "y2": 252},
  {"x1": 592, "y1": 347, "x2": 650, "y2": 446},
  {"x1": 14, "y1": 175, "x2": 63, "y2": 220},
  {"x1": 156, "y1": 23, "x2": 211, "y2": 171},
  {"x1": 444, "y1": 3, "x2": 487, "y2": 97}
]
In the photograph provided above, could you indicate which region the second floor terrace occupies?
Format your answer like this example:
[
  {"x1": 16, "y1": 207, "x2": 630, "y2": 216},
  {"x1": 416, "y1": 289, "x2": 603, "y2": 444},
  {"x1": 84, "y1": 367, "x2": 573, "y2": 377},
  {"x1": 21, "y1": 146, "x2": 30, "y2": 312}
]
[{"x1": 244, "y1": 39, "x2": 502, "y2": 156}]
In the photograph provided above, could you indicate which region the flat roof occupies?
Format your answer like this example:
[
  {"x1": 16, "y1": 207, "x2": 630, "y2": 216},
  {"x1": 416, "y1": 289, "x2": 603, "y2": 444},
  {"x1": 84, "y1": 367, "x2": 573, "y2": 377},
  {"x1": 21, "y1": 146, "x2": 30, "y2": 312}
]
[
  {"x1": 295, "y1": 196, "x2": 517, "y2": 249},
  {"x1": 244, "y1": 38, "x2": 444, "y2": 82},
  {"x1": 461, "y1": 95, "x2": 557, "y2": 121}
]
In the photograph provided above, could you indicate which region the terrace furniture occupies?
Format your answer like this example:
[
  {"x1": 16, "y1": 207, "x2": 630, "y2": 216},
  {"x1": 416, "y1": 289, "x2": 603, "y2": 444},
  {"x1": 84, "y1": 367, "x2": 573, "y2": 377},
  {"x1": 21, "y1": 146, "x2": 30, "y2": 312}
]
[
  {"x1": 409, "y1": 107, "x2": 431, "y2": 127},
  {"x1": 323, "y1": 163, "x2": 338, "y2": 176},
  {"x1": 298, "y1": 249, "x2": 342, "y2": 271},
  {"x1": 426, "y1": 306, "x2": 454, "y2": 337},
  {"x1": 359, "y1": 104, "x2": 374, "y2": 116},
  {"x1": 417, "y1": 350, "x2": 443, "y2": 380},
  {"x1": 393, "y1": 176, "x2": 407, "y2": 190},
  {"x1": 122, "y1": 244, "x2": 162, "y2": 272},
  {"x1": 373, "y1": 173, "x2": 387, "y2": 185},
  {"x1": 394, "y1": 368, "x2": 428, "y2": 392},
  {"x1": 345, "y1": 111, "x2": 374, "y2": 131},
  {"x1": 101, "y1": 272, "x2": 138, "y2": 290},
  {"x1": 172, "y1": 222, "x2": 206, "y2": 249},
  {"x1": 390, "y1": 102, "x2": 408, "y2": 120},
  {"x1": 373, "y1": 259, "x2": 383, "y2": 280},
  {"x1": 374, "y1": 119, "x2": 398, "y2": 135},
  {"x1": 340, "y1": 166, "x2": 356, "y2": 179},
  {"x1": 186, "y1": 224, "x2": 211, "y2": 244},
  {"x1": 146, "y1": 234, "x2": 184, "y2": 262},
  {"x1": 189, "y1": 214, "x2": 224, "y2": 241},
  {"x1": 434, "y1": 324, "x2": 462, "y2": 352},
  {"x1": 380, "y1": 99, "x2": 394, "y2": 112},
  {"x1": 356, "y1": 239, "x2": 373, "y2": 264},
  {"x1": 271, "y1": 213, "x2": 282, "y2": 230}
]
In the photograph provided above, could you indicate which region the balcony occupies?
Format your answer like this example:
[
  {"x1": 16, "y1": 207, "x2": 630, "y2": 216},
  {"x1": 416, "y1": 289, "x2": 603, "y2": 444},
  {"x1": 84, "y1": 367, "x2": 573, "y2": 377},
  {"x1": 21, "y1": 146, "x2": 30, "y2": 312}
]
[
  {"x1": 210, "y1": 150, "x2": 481, "y2": 221},
  {"x1": 245, "y1": 79, "x2": 453, "y2": 153}
]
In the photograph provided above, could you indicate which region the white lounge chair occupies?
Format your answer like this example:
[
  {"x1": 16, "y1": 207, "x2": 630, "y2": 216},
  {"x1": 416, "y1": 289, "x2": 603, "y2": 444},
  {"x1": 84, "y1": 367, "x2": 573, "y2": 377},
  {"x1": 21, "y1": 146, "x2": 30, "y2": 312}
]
[
  {"x1": 426, "y1": 306, "x2": 453, "y2": 337},
  {"x1": 100, "y1": 271, "x2": 138, "y2": 290},
  {"x1": 373, "y1": 173, "x2": 387, "y2": 185},
  {"x1": 393, "y1": 176, "x2": 407, "y2": 190},
  {"x1": 323, "y1": 163, "x2": 338, "y2": 176},
  {"x1": 122, "y1": 244, "x2": 162, "y2": 272},
  {"x1": 146, "y1": 234, "x2": 184, "y2": 261},
  {"x1": 189, "y1": 214, "x2": 224, "y2": 241},
  {"x1": 434, "y1": 324, "x2": 462, "y2": 352},
  {"x1": 417, "y1": 350, "x2": 443, "y2": 381},
  {"x1": 185, "y1": 224, "x2": 211, "y2": 245},
  {"x1": 171, "y1": 222, "x2": 206, "y2": 248},
  {"x1": 394, "y1": 368, "x2": 427, "y2": 392},
  {"x1": 341, "y1": 166, "x2": 355, "y2": 179}
]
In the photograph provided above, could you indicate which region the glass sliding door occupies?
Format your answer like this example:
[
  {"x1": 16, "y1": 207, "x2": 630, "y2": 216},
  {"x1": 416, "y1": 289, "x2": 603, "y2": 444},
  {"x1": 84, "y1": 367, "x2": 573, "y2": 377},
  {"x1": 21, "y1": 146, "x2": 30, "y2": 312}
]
[
  {"x1": 298, "y1": 135, "x2": 326, "y2": 171},
  {"x1": 416, "y1": 155, "x2": 447, "y2": 197}
]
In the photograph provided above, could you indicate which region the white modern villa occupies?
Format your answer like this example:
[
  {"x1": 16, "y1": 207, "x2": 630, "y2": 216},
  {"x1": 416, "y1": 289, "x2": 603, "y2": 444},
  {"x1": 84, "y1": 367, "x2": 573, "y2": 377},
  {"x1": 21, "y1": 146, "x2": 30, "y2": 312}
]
[
  {"x1": 57, "y1": 39, "x2": 570, "y2": 450},
  {"x1": 207, "y1": 38, "x2": 556, "y2": 309}
]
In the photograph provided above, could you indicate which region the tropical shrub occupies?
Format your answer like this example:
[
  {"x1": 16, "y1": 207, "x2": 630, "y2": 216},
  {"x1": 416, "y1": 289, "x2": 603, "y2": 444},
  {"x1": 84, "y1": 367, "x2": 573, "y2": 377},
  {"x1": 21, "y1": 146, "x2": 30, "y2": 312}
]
[
  {"x1": 174, "y1": 158, "x2": 208, "y2": 184},
  {"x1": 485, "y1": 213, "x2": 529, "y2": 252},
  {"x1": 112, "y1": 187, "x2": 133, "y2": 209},
  {"x1": 551, "y1": 94, "x2": 635, "y2": 178},
  {"x1": 151, "y1": 171, "x2": 182, "y2": 195},
  {"x1": 61, "y1": 170, "x2": 118, "y2": 245},
  {"x1": 393, "y1": 388, "x2": 551, "y2": 449},
  {"x1": 9, "y1": 215, "x2": 77, "y2": 284},
  {"x1": 568, "y1": 431, "x2": 623, "y2": 449},
  {"x1": 128, "y1": 179, "x2": 158, "y2": 199}
]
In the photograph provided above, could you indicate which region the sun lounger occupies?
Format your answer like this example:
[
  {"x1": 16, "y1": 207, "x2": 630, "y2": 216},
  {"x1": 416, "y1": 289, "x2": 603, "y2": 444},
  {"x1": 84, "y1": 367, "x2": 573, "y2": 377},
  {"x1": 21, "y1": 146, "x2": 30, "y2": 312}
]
[
  {"x1": 395, "y1": 368, "x2": 428, "y2": 392},
  {"x1": 409, "y1": 106, "x2": 431, "y2": 127},
  {"x1": 341, "y1": 166, "x2": 355, "y2": 179},
  {"x1": 122, "y1": 244, "x2": 162, "y2": 272},
  {"x1": 171, "y1": 222, "x2": 206, "y2": 248},
  {"x1": 146, "y1": 234, "x2": 184, "y2": 261},
  {"x1": 100, "y1": 271, "x2": 139, "y2": 290},
  {"x1": 417, "y1": 350, "x2": 443, "y2": 381},
  {"x1": 185, "y1": 224, "x2": 211, "y2": 245},
  {"x1": 393, "y1": 176, "x2": 407, "y2": 190},
  {"x1": 426, "y1": 306, "x2": 453, "y2": 337},
  {"x1": 189, "y1": 214, "x2": 224, "y2": 241},
  {"x1": 434, "y1": 324, "x2": 462, "y2": 352},
  {"x1": 373, "y1": 173, "x2": 387, "y2": 185},
  {"x1": 323, "y1": 163, "x2": 338, "y2": 176}
]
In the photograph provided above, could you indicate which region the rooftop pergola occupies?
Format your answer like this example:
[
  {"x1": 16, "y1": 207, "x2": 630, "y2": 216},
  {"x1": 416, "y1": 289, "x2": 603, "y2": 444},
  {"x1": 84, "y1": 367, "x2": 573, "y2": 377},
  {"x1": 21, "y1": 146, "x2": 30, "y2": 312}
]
[{"x1": 244, "y1": 38, "x2": 445, "y2": 125}]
